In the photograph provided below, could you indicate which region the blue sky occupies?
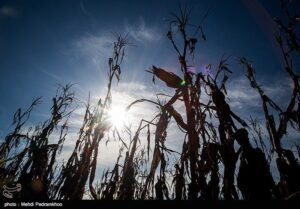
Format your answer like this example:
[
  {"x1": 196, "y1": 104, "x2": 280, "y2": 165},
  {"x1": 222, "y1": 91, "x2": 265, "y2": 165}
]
[{"x1": 0, "y1": 0, "x2": 299, "y2": 172}]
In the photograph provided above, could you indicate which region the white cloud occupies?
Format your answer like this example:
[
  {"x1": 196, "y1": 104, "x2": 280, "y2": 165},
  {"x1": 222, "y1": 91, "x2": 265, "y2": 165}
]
[
  {"x1": 0, "y1": 6, "x2": 17, "y2": 17},
  {"x1": 226, "y1": 77, "x2": 260, "y2": 109},
  {"x1": 263, "y1": 77, "x2": 292, "y2": 105},
  {"x1": 73, "y1": 17, "x2": 163, "y2": 64},
  {"x1": 125, "y1": 17, "x2": 163, "y2": 43},
  {"x1": 79, "y1": 0, "x2": 89, "y2": 17},
  {"x1": 73, "y1": 33, "x2": 114, "y2": 67},
  {"x1": 226, "y1": 76, "x2": 292, "y2": 111},
  {"x1": 40, "y1": 69, "x2": 64, "y2": 82}
]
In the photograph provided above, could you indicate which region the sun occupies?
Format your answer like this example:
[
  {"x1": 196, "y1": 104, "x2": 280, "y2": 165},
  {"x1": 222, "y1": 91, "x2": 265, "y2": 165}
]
[{"x1": 107, "y1": 105, "x2": 128, "y2": 129}]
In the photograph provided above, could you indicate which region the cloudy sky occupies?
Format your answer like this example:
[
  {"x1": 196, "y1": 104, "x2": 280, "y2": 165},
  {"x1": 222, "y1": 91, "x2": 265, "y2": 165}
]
[{"x1": 0, "y1": 0, "x2": 299, "y2": 179}]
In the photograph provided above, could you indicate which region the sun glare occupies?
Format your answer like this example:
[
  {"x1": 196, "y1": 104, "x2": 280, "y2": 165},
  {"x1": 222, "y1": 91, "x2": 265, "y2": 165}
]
[{"x1": 107, "y1": 105, "x2": 128, "y2": 129}]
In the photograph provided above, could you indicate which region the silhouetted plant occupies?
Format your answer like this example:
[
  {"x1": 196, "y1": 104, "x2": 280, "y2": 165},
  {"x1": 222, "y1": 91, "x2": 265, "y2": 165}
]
[{"x1": 238, "y1": 1, "x2": 300, "y2": 198}]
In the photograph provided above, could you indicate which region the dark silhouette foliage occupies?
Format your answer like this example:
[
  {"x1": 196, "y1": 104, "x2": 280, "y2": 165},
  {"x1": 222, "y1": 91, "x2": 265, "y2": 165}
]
[{"x1": 0, "y1": 1, "x2": 299, "y2": 200}]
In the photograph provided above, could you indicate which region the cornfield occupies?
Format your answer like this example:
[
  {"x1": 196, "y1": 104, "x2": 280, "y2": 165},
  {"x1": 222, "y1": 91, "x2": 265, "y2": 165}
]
[{"x1": 0, "y1": 2, "x2": 300, "y2": 201}]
